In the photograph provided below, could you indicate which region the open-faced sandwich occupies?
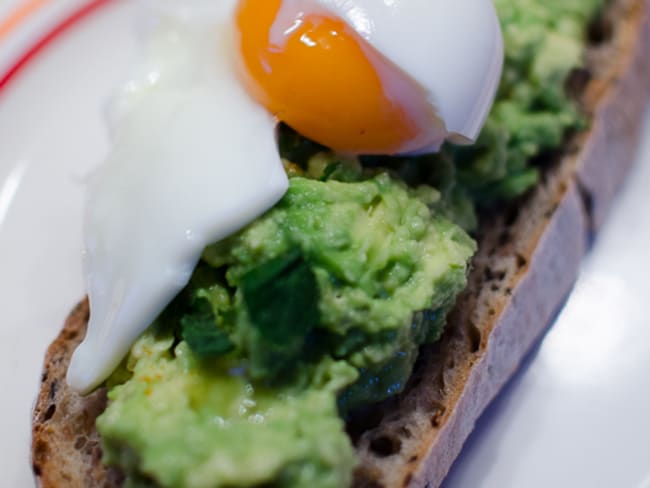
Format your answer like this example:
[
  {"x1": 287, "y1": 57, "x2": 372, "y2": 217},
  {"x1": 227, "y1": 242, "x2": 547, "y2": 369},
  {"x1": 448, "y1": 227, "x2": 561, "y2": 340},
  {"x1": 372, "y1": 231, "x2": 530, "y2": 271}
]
[{"x1": 32, "y1": 0, "x2": 650, "y2": 487}]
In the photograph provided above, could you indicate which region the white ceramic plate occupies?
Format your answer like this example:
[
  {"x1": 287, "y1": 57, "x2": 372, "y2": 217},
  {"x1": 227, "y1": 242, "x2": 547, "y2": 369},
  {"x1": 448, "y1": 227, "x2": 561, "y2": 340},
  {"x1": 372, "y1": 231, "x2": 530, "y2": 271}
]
[{"x1": 1, "y1": 1, "x2": 649, "y2": 486}]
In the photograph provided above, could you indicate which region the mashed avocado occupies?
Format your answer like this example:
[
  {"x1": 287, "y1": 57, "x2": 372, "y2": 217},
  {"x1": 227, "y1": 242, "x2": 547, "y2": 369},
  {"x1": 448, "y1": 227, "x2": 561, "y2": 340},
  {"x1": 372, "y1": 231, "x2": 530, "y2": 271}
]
[
  {"x1": 98, "y1": 0, "x2": 605, "y2": 486},
  {"x1": 443, "y1": 0, "x2": 605, "y2": 204},
  {"x1": 99, "y1": 173, "x2": 475, "y2": 487},
  {"x1": 99, "y1": 334, "x2": 358, "y2": 488},
  {"x1": 372, "y1": 0, "x2": 605, "y2": 225}
]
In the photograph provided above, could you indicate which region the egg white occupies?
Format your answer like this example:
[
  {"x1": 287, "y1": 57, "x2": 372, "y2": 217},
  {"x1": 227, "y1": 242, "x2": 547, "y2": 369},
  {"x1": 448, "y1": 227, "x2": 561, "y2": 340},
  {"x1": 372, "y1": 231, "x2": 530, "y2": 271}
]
[{"x1": 67, "y1": 0, "x2": 288, "y2": 393}]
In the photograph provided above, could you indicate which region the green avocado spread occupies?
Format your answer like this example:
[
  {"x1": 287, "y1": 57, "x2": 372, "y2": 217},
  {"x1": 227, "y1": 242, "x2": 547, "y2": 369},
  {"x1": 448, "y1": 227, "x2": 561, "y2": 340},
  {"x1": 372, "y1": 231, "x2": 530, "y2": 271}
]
[{"x1": 97, "y1": 1, "x2": 605, "y2": 486}]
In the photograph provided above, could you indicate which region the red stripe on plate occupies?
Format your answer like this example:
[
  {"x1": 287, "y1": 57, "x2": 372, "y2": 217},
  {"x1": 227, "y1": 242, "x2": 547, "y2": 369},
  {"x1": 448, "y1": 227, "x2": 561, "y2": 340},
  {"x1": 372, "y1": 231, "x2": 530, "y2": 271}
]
[{"x1": 0, "y1": 0, "x2": 116, "y2": 93}]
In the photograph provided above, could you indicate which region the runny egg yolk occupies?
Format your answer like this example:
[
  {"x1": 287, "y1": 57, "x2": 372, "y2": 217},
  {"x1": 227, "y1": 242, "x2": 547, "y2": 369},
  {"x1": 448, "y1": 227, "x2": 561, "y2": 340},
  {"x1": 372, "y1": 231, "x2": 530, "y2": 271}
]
[{"x1": 235, "y1": 0, "x2": 442, "y2": 155}]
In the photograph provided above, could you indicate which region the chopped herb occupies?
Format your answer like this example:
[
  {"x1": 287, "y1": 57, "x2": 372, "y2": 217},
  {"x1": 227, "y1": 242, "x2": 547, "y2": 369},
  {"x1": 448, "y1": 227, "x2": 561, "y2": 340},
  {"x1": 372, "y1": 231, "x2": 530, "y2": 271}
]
[
  {"x1": 181, "y1": 298, "x2": 234, "y2": 358},
  {"x1": 240, "y1": 249, "x2": 321, "y2": 380},
  {"x1": 320, "y1": 162, "x2": 342, "y2": 181}
]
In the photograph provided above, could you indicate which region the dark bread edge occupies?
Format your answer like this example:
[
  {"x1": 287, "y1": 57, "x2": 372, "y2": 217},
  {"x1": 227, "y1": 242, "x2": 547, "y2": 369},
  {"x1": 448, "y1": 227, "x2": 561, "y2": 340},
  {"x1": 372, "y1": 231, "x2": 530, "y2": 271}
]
[
  {"x1": 32, "y1": 299, "x2": 124, "y2": 487},
  {"x1": 31, "y1": 1, "x2": 650, "y2": 487}
]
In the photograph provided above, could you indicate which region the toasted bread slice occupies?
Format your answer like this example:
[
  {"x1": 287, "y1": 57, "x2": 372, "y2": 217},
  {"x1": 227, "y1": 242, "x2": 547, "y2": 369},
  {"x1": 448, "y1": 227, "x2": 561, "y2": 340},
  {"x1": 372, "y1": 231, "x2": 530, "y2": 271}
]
[{"x1": 32, "y1": 0, "x2": 650, "y2": 486}]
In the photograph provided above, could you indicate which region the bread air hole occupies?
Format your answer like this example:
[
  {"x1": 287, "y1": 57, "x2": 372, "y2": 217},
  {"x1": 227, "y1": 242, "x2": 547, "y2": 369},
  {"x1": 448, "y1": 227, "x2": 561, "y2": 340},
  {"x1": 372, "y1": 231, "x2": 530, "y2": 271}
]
[
  {"x1": 588, "y1": 15, "x2": 614, "y2": 45},
  {"x1": 430, "y1": 404, "x2": 446, "y2": 428},
  {"x1": 74, "y1": 436, "x2": 87, "y2": 449},
  {"x1": 42, "y1": 404, "x2": 56, "y2": 422},
  {"x1": 565, "y1": 68, "x2": 593, "y2": 100},
  {"x1": 467, "y1": 321, "x2": 482, "y2": 353},
  {"x1": 369, "y1": 434, "x2": 402, "y2": 457}
]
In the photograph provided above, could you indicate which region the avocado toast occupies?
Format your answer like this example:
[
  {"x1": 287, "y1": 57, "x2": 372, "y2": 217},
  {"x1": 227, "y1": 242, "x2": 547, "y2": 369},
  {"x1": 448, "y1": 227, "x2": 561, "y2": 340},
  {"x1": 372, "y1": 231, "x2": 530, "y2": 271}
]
[{"x1": 32, "y1": 0, "x2": 650, "y2": 486}]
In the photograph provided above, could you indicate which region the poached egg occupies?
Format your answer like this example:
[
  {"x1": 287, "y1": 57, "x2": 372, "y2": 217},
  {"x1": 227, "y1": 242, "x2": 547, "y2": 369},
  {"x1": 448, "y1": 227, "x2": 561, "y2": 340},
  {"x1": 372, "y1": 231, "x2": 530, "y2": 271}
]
[{"x1": 67, "y1": 0, "x2": 503, "y2": 393}]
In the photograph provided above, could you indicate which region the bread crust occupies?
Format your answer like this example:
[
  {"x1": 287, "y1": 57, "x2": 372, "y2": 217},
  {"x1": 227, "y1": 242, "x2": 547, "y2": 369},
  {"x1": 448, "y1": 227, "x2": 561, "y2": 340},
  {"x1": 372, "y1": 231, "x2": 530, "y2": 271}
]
[
  {"x1": 31, "y1": 0, "x2": 650, "y2": 486},
  {"x1": 32, "y1": 300, "x2": 124, "y2": 488}
]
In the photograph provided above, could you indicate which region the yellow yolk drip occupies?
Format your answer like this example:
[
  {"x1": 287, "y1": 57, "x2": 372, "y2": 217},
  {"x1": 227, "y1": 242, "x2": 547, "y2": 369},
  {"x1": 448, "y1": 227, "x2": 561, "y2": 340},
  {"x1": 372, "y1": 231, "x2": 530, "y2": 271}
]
[{"x1": 235, "y1": 0, "x2": 433, "y2": 155}]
